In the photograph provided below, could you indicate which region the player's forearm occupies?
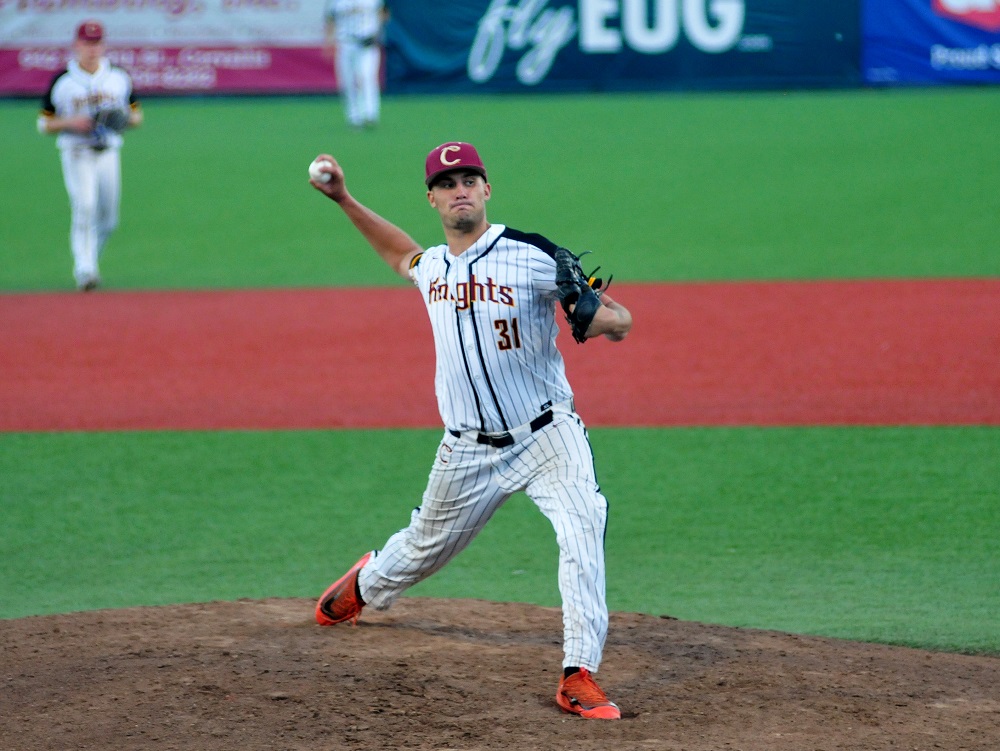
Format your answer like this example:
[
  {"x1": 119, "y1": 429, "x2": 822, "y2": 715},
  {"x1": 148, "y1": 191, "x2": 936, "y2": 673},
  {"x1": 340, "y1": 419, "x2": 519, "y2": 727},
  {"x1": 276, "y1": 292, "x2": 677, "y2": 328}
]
[
  {"x1": 588, "y1": 297, "x2": 632, "y2": 342},
  {"x1": 38, "y1": 114, "x2": 89, "y2": 135},
  {"x1": 336, "y1": 194, "x2": 422, "y2": 277}
]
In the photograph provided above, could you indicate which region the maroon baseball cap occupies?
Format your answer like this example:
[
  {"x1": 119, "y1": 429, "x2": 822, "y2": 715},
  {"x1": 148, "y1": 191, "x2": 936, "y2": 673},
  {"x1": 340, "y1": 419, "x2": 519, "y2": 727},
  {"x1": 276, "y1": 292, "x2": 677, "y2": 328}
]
[
  {"x1": 76, "y1": 20, "x2": 104, "y2": 43},
  {"x1": 425, "y1": 142, "x2": 487, "y2": 187}
]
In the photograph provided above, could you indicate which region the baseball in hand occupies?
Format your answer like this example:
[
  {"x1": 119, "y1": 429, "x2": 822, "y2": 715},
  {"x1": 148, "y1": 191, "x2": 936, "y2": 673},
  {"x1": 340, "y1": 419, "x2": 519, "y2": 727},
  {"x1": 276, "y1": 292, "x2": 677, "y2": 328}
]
[{"x1": 309, "y1": 158, "x2": 333, "y2": 183}]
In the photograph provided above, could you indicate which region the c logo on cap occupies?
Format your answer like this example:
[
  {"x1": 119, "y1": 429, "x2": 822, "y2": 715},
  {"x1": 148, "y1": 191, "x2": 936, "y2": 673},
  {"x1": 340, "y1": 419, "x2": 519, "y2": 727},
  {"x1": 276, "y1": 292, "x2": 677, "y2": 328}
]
[{"x1": 440, "y1": 145, "x2": 462, "y2": 166}]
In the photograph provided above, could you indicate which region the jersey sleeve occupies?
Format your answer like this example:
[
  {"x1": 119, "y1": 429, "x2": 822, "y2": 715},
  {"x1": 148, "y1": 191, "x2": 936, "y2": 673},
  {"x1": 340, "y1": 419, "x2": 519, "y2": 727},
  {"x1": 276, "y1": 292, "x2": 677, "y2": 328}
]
[
  {"x1": 530, "y1": 248, "x2": 559, "y2": 299},
  {"x1": 407, "y1": 251, "x2": 425, "y2": 287},
  {"x1": 39, "y1": 69, "x2": 65, "y2": 116},
  {"x1": 502, "y1": 227, "x2": 561, "y2": 300}
]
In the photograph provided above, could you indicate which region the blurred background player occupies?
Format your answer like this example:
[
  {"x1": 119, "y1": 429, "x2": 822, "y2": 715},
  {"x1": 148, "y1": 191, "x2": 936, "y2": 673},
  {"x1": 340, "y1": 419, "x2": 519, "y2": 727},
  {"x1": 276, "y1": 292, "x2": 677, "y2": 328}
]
[
  {"x1": 38, "y1": 20, "x2": 142, "y2": 292},
  {"x1": 322, "y1": 0, "x2": 387, "y2": 129}
]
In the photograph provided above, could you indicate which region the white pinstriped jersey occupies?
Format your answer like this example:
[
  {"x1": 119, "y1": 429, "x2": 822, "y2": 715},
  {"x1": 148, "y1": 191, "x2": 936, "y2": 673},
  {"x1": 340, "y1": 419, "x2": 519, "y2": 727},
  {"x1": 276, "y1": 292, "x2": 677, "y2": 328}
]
[
  {"x1": 324, "y1": 0, "x2": 384, "y2": 43},
  {"x1": 409, "y1": 223, "x2": 574, "y2": 434},
  {"x1": 40, "y1": 59, "x2": 135, "y2": 152}
]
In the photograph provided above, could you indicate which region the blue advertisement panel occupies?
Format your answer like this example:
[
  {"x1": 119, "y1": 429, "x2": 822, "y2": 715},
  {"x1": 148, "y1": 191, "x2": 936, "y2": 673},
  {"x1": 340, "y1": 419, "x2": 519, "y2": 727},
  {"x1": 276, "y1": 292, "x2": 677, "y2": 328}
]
[
  {"x1": 383, "y1": 1, "x2": 860, "y2": 93},
  {"x1": 863, "y1": 0, "x2": 1000, "y2": 84}
]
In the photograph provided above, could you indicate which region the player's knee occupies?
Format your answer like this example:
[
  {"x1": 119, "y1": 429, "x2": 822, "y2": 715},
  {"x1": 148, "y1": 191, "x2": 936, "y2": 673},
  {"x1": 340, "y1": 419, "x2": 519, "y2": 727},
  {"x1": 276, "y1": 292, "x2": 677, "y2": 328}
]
[{"x1": 71, "y1": 199, "x2": 98, "y2": 219}]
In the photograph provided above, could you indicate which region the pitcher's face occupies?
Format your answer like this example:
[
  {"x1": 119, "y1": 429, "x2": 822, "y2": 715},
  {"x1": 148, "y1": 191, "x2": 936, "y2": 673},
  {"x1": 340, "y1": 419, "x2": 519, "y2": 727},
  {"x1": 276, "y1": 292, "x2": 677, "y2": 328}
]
[{"x1": 428, "y1": 170, "x2": 491, "y2": 233}]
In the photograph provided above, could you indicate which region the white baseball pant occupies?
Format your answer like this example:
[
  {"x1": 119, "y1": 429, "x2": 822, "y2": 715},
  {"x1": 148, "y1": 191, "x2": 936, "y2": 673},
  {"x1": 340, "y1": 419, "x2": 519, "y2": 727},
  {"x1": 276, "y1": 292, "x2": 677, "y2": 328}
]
[
  {"x1": 357, "y1": 409, "x2": 610, "y2": 672},
  {"x1": 336, "y1": 40, "x2": 381, "y2": 127},
  {"x1": 60, "y1": 146, "x2": 121, "y2": 285}
]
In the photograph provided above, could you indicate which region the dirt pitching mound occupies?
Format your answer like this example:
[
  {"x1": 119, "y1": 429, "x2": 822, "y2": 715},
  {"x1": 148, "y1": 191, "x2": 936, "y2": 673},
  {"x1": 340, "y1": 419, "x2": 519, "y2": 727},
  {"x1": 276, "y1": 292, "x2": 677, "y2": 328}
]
[{"x1": 2, "y1": 598, "x2": 998, "y2": 751}]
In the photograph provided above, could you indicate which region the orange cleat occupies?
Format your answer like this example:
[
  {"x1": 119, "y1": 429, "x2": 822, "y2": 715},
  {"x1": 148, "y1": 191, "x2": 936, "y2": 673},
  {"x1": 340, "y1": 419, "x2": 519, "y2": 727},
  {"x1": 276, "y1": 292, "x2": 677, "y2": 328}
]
[
  {"x1": 315, "y1": 552, "x2": 373, "y2": 626},
  {"x1": 555, "y1": 668, "x2": 621, "y2": 720}
]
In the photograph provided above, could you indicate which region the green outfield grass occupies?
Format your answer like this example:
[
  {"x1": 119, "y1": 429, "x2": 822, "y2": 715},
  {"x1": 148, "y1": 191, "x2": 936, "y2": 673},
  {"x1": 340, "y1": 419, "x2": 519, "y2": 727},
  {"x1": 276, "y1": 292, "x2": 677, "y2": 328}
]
[
  {"x1": 2, "y1": 87, "x2": 999, "y2": 292},
  {"x1": 2, "y1": 427, "x2": 997, "y2": 654}
]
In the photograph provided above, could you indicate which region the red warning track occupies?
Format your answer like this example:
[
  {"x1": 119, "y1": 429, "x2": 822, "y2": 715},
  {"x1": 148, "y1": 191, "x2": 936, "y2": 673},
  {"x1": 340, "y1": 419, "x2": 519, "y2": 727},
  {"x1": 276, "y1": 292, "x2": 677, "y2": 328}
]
[{"x1": 1, "y1": 280, "x2": 998, "y2": 431}]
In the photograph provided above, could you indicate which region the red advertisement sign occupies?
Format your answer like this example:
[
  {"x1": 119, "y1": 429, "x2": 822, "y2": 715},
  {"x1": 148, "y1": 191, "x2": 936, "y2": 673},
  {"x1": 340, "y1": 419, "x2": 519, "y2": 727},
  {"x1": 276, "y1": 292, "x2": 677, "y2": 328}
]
[
  {"x1": 2, "y1": 46, "x2": 335, "y2": 95},
  {"x1": 932, "y1": 0, "x2": 1000, "y2": 32},
  {"x1": 0, "y1": 1, "x2": 336, "y2": 95}
]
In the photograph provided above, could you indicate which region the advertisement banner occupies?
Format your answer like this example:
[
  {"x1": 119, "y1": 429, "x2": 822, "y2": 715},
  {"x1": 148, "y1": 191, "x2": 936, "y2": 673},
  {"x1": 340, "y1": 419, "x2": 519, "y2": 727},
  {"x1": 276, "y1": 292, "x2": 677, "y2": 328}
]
[
  {"x1": 863, "y1": 0, "x2": 1000, "y2": 84},
  {"x1": 385, "y1": 0, "x2": 861, "y2": 93},
  {"x1": 1, "y1": 0, "x2": 860, "y2": 96},
  {"x1": 0, "y1": 0, "x2": 335, "y2": 96}
]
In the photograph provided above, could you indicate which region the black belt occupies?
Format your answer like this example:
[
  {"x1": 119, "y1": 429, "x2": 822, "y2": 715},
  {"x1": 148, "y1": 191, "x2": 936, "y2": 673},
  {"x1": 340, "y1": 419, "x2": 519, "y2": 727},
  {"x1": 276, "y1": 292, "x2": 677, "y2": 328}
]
[{"x1": 449, "y1": 409, "x2": 554, "y2": 448}]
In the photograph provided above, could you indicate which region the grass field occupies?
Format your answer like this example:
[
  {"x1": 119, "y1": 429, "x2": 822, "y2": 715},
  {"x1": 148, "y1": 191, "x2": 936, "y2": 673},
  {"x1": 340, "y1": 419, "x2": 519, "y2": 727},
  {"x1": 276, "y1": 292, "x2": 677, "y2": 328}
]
[
  {"x1": 2, "y1": 427, "x2": 998, "y2": 653},
  {"x1": 1, "y1": 89, "x2": 998, "y2": 654},
  {"x1": 3, "y1": 87, "x2": 999, "y2": 290}
]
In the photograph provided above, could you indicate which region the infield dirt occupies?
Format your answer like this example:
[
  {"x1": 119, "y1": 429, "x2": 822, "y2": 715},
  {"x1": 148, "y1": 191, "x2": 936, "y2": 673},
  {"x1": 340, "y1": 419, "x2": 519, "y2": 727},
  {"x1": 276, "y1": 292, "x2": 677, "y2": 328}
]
[
  {"x1": 2, "y1": 280, "x2": 999, "y2": 430},
  {"x1": 2, "y1": 598, "x2": 999, "y2": 751}
]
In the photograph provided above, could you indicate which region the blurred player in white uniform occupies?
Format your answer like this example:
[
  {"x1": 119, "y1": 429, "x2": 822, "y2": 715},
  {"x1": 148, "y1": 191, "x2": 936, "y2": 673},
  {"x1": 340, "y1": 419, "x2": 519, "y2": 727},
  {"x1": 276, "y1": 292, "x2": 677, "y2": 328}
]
[
  {"x1": 38, "y1": 20, "x2": 142, "y2": 291},
  {"x1": 308, "y1": 142, "x2": 633, "y2": 719},
  {"x1": 323, "y1": 0, "x2": 387, "y2": 128}
]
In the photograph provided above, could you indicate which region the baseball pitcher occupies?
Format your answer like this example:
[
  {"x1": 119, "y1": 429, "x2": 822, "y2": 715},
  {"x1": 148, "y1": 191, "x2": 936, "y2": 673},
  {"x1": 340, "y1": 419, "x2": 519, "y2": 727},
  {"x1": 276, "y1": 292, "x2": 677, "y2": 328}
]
[{"x1": 308, "y1": 142, "x2": 632, "y2": 719}]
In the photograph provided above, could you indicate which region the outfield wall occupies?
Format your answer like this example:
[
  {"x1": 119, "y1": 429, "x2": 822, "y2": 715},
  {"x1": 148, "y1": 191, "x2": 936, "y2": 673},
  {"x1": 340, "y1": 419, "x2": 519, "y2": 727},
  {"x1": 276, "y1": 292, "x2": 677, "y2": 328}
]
[
  {"x1": 863, "y1": 0, "x2": 1000, "y2": 85},
  {"x1": 383, "y1": 1, "x2": 860, "y2": 93},
  {"x1": 1, "y1": 1, "x2": 998, "y2": 96}
]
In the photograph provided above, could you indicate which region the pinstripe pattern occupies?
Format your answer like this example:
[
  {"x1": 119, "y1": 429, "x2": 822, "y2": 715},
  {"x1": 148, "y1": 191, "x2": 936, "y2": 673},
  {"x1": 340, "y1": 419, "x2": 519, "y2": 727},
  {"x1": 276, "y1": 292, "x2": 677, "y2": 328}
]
[
  {"x1": 411, "y1": 224, "x2": 572, "y2": 433},
  {"x1": 349, "y1": 222, "x2": 614, "y2": 673},
  {"x1": 359, "y1": 413, "x2": 610, "y2": 671}
]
